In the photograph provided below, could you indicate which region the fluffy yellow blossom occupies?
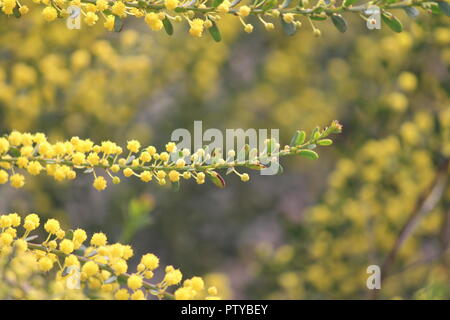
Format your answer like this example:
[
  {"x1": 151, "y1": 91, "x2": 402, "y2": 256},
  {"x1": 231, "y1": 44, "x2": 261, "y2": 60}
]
[
  {"x1": 82, "y1": 261, "x2": 99, "y2": 276},
  {"x1": 127, "y1": 140, "x2": 141, "y2": 153},
  {"x1": 189, "y1": 19, "x2": 204, "y2": 37},
  {"x1": 10, "y1": 173, "x2": 25, "y2": 188},
  {"x1": 39, "y1": 257, "x2": 54, "y2": 272},
  {"x1": 27, "y1": 161, "x2": 43, "y2": 176},
  {"x1": 141, "y1": 253, "x2": 159, "y2": 270},
  {"x1": 164, "y1": 268, "x2": 182, "y2": 285},
  {"x1": 84, "y1": 12, "x2": 99, "y2": 26},
  {"x1": 59, "y1": 239, "x2": 74, "y2": 255},
  {"x1": 217, "y1": 0, "x2": 231, "y2": 13},
  {"x1": 239, "y1": 5, "x2": 251, "y2": 17},
  {"x1": 93, "y1": 176, "x2": 107, "y2": 191},
  {"x1": 91, "y1": 232, "x2": 107, "y2": 246},
  {"x1": 111, "y1": 1, "x2": 126, "y2": 17},
  {"x1": 168, "y1": 170, "x2": 180, "y2": 182},
  {"x1": 165, "y1": 0, "x2": 179, "y2": 10},
  {"x1": 144, "y1": 13, "x2": 163, "y2": 31},
  {"x1": 0, "y1": 170, "x2": 8, "y2": 184},
  {"x1": 127, "y1": 274, "x2": 143, "y2": 290},
  {"x1": 140, "y1": 171, "x2": 152, "y2": 182},
  {"x1": 42, "y1": 6, "x2": 57, "y2": 22},
  {"x1": 104, "y1": 15, "x2": 115, "y2": 31},
  {"x1": 44, "y1": 219, "x2": 60, "y2": 234}
]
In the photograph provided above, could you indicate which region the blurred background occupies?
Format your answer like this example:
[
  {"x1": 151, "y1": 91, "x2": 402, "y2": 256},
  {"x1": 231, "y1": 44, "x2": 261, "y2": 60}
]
[{"x1": 0, "y1": 6, "x2": 449, "y2": 299}]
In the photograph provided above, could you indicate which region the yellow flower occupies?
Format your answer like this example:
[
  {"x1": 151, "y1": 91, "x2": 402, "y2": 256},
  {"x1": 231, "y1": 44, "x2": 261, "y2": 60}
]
[
  {"x1": 141, "y1": 253, "x2": 159, "y2": 270},
  {"x1": 123, "y1": 168, "x2": 134, "y2": 177},
  {"x1": 39, "y1": 257, "x2": 54, "y2": 272},
  {"x1": 91, "y1": 232, "x2": 107, "y2": 246},
  {"x1": 2, "y1": 0, "x2": 17, "y2": 15},
  {"x1": 127, "y1": 274, "x2": 143, "y2": 290},
  {"x1": 175, "y1": 287, "x2": 194, "y2": 300},
  {"x1": 131, "y1": 289, "x2": 145, "y2": 300},
  {"x1": 144, "y1": 13, "x2": 163, "y2": 31},
  {"x1": 165, "y1": 142, "x2": 177, "y2": 153},
  {"x1": 0, "y1": 232, "x2": 13, "y2": 246},
  {"x1": 217, "y1": 0, "x2": 230, "y2": 13},
  {"x1": 42, "y1": 6, "x2": 58, "y2": 22},
  {"x1": 10, "y1": 173, "x2": 25, "y2": 188},
  {"x1": 115, "y1": 289, "x2": 130, "y2": 300},
  {"x1": 93, "y1": 176, "x2": 107, "y2": 191},
  {"x1": 165, "y1": 0, "x2": 179, "y2": 10},
  {"x1": 164, "y1": 268, "x2": 182, "y2": 285},
  {"x1": 127, "y1": 140, "x2": 141, "y2": 153},
  {"x1": 44, "y1": 219, "x2": 60, "y2": 234},
  {"x1": 168, "y1": 170, "x2": 180, "y2": 182},
  {"x1": 240, "y1": 173, "x2": 250, "y2": 182},
  {"x1": 0, "y1": 138, "x2": 9, "y2": 153},
  {"x1": 112, "y1": 259, "x2": 128, "y2": 275},
  {"x1": 104, "y1": 15, "x2": 115, "y2": 31},
  {"x1": 189, "y1": 19, "x2": 204, "y2": 37},
  {"x1": 59, "y1": 239, "x2": 74, "y2": 255},
  {"x1": 111, "y1": 1, "x2": 126, "y2": 17},
  {"x1": 140, "y1": 171, "x2": 152, "y2": 182},
  {"x1": 82, "y1": 261, "x2": 99, "y2": 276},
  {"x1": 0, "y1": 170, "x2": 9, "y2": 184},
  {"x1": 27, "y1": 161, "x2": 43, "y2": 176},
  {"x1": 96, "y1": 0, "x2": 108, "y2": 11},
  {"x1": 238, "y1": 5, "x2": 251, "y2": 17},
  {"x1": 84, "y1": 12, "x2": 99, "y2": 26}
]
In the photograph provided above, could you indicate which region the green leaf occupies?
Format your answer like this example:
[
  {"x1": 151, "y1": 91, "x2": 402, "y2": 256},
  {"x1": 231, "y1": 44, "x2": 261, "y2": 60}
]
[
  {"x1": 309, "y1": 127, "x2": 320, "y2": 141},
  {"x1": 9, "y1": 147, "x2": 20, "y2": 157},
  {"x1": 403, "y1": 6, "x2": 420, "y2": 18},
  {"x1": 13, "y1": 6, "x2": 21, "y2": 18},
  {"x1": 290, "y1": 130, "x2": 306, "y2": 147},
  {"x1": 331, "y1": 14, "x2": 347, "y2": 33},
  {"x1": 438, "y1": 1, "x2": 450, "y2": 17},
  {"x1": 208, "y1": 172, "x2": 226, "y2": 188},
  {"x1": 262, "y1": 0, "x2": 277, "y2": 11},
  {"x1": 114, "y1": 15, "x2": 124, "y2": 33},
  {"x1": 208, "y1": 20, "x2": 222, "y2": 42},
  {"x1": 298, "y1": 149, "x2": 319, "y2": 160},
  {"x1": 246, "y1": 163, "x2": 267, "y2": 170},
  {"x1": 162, "y1": 17, "x2": 173, "y2": 36},
  {"x1": 317, "y1": 139, "x2": 333, "y2": 146},
  {"x1": 381, "y1": 12, "x2": 403, "y2": 33},
  {"x1": 310, "y1": 15, "x2": 327, "y2": 21},
  {"x1": 213, "y1": 0, "x2": 225, "y2": 7},
  {"x1": 280, "y1": 17, "x2": 297, "y2": 36},
  {"x1": 343, "y1": 0, "x2": 358, "y2": 7}
]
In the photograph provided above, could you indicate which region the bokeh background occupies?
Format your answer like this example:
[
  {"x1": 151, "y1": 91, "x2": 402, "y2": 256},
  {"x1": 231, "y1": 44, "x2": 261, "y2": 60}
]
[{"x1": 0, "y1": 7, "x2": 449, "y2": 299}]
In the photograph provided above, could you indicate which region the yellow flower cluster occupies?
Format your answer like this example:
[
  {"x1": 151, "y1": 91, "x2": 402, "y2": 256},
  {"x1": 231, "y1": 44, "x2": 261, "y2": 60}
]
[
  {"x1": 0, "y1": 0, "x2": 442, "y2": 39},
  {"x1": 0, "y1": 122, "x2": 341, "y2": 191},
  {"x1": 0, "y1": 212, "x2": 219, "y2": 300}
]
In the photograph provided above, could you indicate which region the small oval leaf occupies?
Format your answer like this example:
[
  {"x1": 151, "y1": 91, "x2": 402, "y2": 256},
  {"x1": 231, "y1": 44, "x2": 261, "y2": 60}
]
[
  {"x1": 208, "y1": 20, "x2": 222, "y2": 42},
  {"x1": 331, "y1": 14, "x2": 347, "y2": 33},
  {"x1": 381, "y1": 12, "x2": 403, "y2": 33},
  {"x1": 298, "y1": 149, "x2": 319, "y2": 160}
]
